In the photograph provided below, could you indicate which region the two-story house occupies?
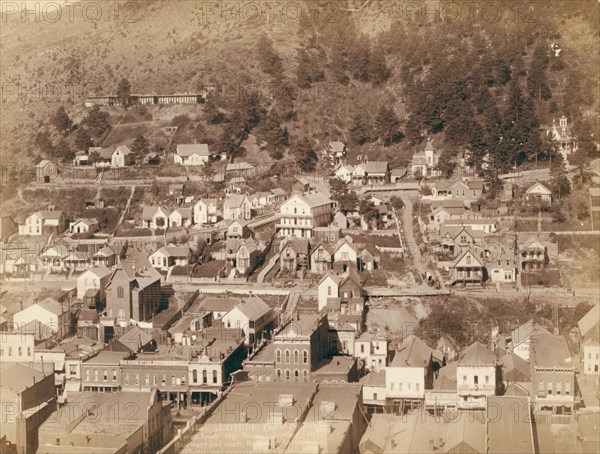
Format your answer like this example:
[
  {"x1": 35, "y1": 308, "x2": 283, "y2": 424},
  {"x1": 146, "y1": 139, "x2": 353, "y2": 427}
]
[
  {"x1": 277, "y1": 192, "x2": 334, "y2": 238},
  {"x1": 223, "y1": 195, "x2": 251, "y2": 220},
  {"x1": 193, "y1": 198, "x2": 219, "y2": 225},
  {"x1": 19, "y1": 209, "x2": 66, "y2": 236},
  {"x1": 174, "y1": 143, "x2": 211, "y2": 166},
  {"x1": 354, "y1": 333, "x2": 389, "y2": 373},
  {"x1": 220, "y1": 297, "x2": 274, "y2": 347},
  {"x1": 530, "y1": 334, "x2": 575, "y2": 421},
  {"x1": 456, "y1": 341, "x2": 497, "y2": 409},
  {"x1": 77, "y1": 266, "x2": 112, "y2": 307},
  {"x1": 111, "y1": 145, "x2": 134, "y2": 167},
  {"x1": 13, "y1": 298, "x2": 71, "y2": 338}
]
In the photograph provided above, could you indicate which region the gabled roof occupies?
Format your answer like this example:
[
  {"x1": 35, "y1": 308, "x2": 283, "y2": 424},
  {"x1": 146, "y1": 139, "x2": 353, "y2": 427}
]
[
  {"x1": 270, "y1": 188, "x2": 286, "y2": 197},
  {"x1": 339, "y1": 272, "x2": 363, "y2": 291},
  {"x1": 328, "y1": 140, "x2": 345, "y2": 152},
  {"x1": 530, "y1": 334, "x2": 572, "y2": 368},
  {"x1": 511, "y1": 320, "x2": 552, "y2": 346},
  {"x1": 224, "y1": 194, "x2": 248, "y2": 208},
  {"x1": 117, "y1": 326, "x2": 153, "y2": 352},
  {"x1": 318, "y1": 271, "x2": 342, "y2": 287},
  {"x1": 82, "y1": 266, "x2": 112, "y2": 279},
  {"x1": 142, "y1": 206, "x2": 170, "y2": 221},
  {"x1": 578, "y1": 304, "x2": 600, "y2": 339},
  {"x1": 170, "y1": 207, "x2": 192, "y2": 218},
  {"x1": 391, "y1": 336, "x2": 433, "y2": 367},
  {"x1": 36, "y1": 159, "x2": 53, "y2": 168},
  {"x1": 200, "y1": 297, "x2": 239, "y2": 313},
  {"x1": 176, "y1": 143, "x2": 210, "y2": 157},
  {"x1": 154, "y1": 245, "x2": 190, "y2": 258},
  {"x1": 293, "y1": 192, "x2": 333, "y2": 208},
  {"x1": 32, "y1": 210, "x2": 64, "y2": 220},
  {"x1": 458, "y1": 341, "x2": 495, "y2": 366},
  {"x1": 72, "y1": 218, "x2": 98, "y2": 226},
  {"x1": 233, "y1": 297, "x2": 271, "y2": 321},
  {"x1": 115, "y1": 252, "x2": 161, "y2": 283},
  {"x1": 93, "y1": 246, "x2": 115, "y2": 257},
  {"x1": 468, "y1": 180, "x2": 485, "y2": 190},
  {"x1": 226, "y1": 162, "x2": 254, "y2": 171},
  {"x1": 453, "y1": 248, "x2": 484, "y2": 268},
  {"x1": 195, "y1": 198, "x2": 218, "y2": 206},
  {"x1": 526, "y1": 181, "x2": 552, "y2": 195},
  {"x1": 364, "y1": 161, "x2": 389, "y2": 174},
  {"x1": 333, "y1": 237, "x2": 358, "y2": 255},
  {"x1": 113, "y1": 144, "x2": 131, "y2": 156},
  {"x1": 500, "y1": 352, "x2": 531, "y2": 382}
]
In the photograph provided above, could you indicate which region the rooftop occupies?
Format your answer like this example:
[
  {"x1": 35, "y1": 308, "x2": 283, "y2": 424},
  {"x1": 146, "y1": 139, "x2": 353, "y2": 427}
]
[
  {"x1": 530, "y1": 334, "x2": 573, "y2": 369},
  {"x1": 458, "y1": 341, "x2": 496, "y2": 367}
]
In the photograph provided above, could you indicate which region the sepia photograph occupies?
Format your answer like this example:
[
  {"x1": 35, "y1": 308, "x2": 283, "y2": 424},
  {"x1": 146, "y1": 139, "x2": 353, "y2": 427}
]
[{"x1": 0, "y1": 0, "x2": 599, "y2": 453}]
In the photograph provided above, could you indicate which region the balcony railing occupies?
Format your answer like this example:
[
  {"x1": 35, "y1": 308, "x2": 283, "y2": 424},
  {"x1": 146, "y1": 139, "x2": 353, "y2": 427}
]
[{"x1": 457, "y1": 384, "x2": 495, "y2": 394}]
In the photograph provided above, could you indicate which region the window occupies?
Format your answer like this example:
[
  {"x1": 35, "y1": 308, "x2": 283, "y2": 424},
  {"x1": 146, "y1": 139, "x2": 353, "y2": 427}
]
[
  {"x1": 94, "y1": 370, "x2": 99, "y2": 381},
  {"x1": 373, "y1": 393, "x2": 378, "y2": 400},
  {"x1": 474, "y1": 375, "x2": 479, "y2": 385},
  {"x1": 416, "y1": 383, "x2": 420, "y2": 393},
  {"x1": 398, "y1": 383, "x2": 403, "y2": 392},
  {"x1": 182, "y1": 375, "x2": 186, "y2": 385},
  {"x1": 285, "y1": 350, "x2": 290, "y2": 364},
  {"x1": 391, "y1": 383, "x2": 394, "y2": 391},
  {"x1": 8, "y1": 347, "x2": 12, "y2": 356},
  {"x1": 342, "y1": 252, "x2": 349, "y2": 261},
  {"x1": 327, "y1": 286, "x2": 332, "y2": 296},
  {"x1": 193, "y1": 370, "x2": 198, "y2": 383},
  {"x1": 294, "y1": 370, "x2": 299, "y2": 382},
  {"x1": 547, "y1": 382, "x2": 553, "y2": 395},
  {"x1": 124, "y1": 373, "x2": 129, "y2": 385},
  {"x1": 294, "y1": 350, "x2": 299, "y2": 364},
  {"x1": 103, "y1": 370, "x2": 108, "y2": 381},
  {"x1": 360, "y1": 344, "x2": 365, "y2": 354},
  {"x1": 276, "y1": 369, "x2": 282, "y2": 378},
  {"x1": 117, "y1": 286, "x2": 124, "y2": 298},
  {"x1": 485, "y1": 376, "x2": 489, "y2": 385},
  {"x1": 463, "y1": 376, "x2": 467, "y2": 385},
  {"x1": 135, "y1": 374, "x2": 140, "y2": 385},
  {"x1": 27, "y1": 347, "x2": 31, "y2": 356},
  {"x1": 303, "y1": 351, "x2": 308, "y2": 364},
  {"x1": 303, "y1": 370, "x2": 308, "y2": 382},
  {"x1": 276, "y1": 350, "x2": 281, "y2": 363},
  {"x1": 285, "y1": 370, "x2": 291, "y2": 382},
  {"x1": 154, "y1": 374, "x2": 157, "y2": 385},
  {"x1": 203, "y1": 370, "x2": 207, "y2": 384},
  {"x1": 538, "y1": 381, "x2": 544, "y2": 394},
  {"x1": 145, "y1": 374, "x2": 150, "y2": 386},
  {"x1": 213, "y1": 370, "x2": 217, "y2": 384},
  {"x1": 556, "y1": 382, "x2": 562, "y2": 395},
  {"x1": 565, "y1": 382, "x2": 571, "y2": 395},
  {"x1": 86, "y1": 370, "x2": 90, "y2": 382},
  {"x1": 18, "y1": 347, "x2": 22, "y2": 356},
  {"x1": 171, "y1": 375, "x2": 175, "y2": 385},
  {"x1": 113, "y1": 370, "x2": 117, "y2": 381},
  {"x1": 162, "y1": 375, "x2": 166, "y2": 386}
]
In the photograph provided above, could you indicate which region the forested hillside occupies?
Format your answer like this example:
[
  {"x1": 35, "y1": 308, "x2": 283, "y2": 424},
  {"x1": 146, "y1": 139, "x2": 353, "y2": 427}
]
[{"x1": 1, "y1": 0, "x2": 598, "y2": 190}]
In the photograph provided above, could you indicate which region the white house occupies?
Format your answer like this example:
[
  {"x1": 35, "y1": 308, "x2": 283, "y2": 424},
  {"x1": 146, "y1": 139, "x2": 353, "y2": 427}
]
[
  {"x1": 69, "y1": 218, "x2": 99, "y2": 234},
  {"x1": 168, "y1": 208, "x2": 193, "y2": 228},
  {"x1": 456, "y1": 341, "x2": 496, "y2": 409},
  {"x1": 525, "y1": 182, "x2": 552, "y2": 204},
  {"x1": 578, "y1": 304, "x2": 600, "y2": 375},
  {"x1": 354, "y1": 333, "x2": 389, "y2": 373},
  {"x1": 19, "y1": 210, "x2": 65, "y2": 236},
  {"x1": 193, "y1": 199, "x2": 219, "y2": 225},
  {"x1": 76, "y1": 266, "x2": 112, "y2": 301},
  {"x1": 385, "y1": 336, "x2": 433, "y2": 406},
  {"x1": 277, "y1": 192, "x2": 334, "y2": 239},
  {"x1": 13, "y1": 298, "x2": 70, "y2": 337},
  {"x1": 174, "y1": 143, "x2": 211, "y2": 166},
  {"x1": 220, "y1": 297, "x2": 273, "y2": 346},
  {"x1": 317, "y1": 272, "x2": 342, "y2": 312},
  {"x1": 411, "y1": 139, "x2": 441, "y2": 178},
  {"x1": 334, "y1": 165, "x2": 354, "y2": 183},
  {"x1": 223, "y1": 195, "x2": 251, "y2": 220},
  {"x1": 149, "y1": 245, "x2": 190, "y2": 271},
  {"x1": 141, "y1": 206, "x2": 171, "y2": 229},
  {"x1": 111, "y1": 145, "x2": 134, "y2": 167}
]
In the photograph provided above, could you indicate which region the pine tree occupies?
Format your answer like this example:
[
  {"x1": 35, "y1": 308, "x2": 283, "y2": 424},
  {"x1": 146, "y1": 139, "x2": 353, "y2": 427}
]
[
  {"x1": 349, "y1": 110, "x2": 371, "y2": 145},
  {"x1": 549, "y1": 152, "x2": 570, "y2": 199},
  {"x1": 131, "y1": 134, "x2": 150, "y2": 163},
  {"x1": 257, "y1": 33, "x2": 282, "y2": 76},
  {"x1": 116, "y1": 77, "x2": 132, "y2": 107},
  {"x1": 51, "y1": 106, "x2": 72, "y2": 136},
  {"x1": 374, "y1": 106, "x2": 402, "y2": 147},
  {"x1": 74, "y1": 128, "x2": 93, "y2": 150},
  {"x1": 527, "y1": 42, "x2": 552, "y2": 101}
]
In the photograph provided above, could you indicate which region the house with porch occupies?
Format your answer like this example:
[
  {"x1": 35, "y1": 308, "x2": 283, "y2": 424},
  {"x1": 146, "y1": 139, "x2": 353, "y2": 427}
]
[
  {"x1": 223, "y1": 194, "x2": 251, "y2": 220},
  {"x1": 226, "y1": 219, "x2": 251, "y2": 239},
  {"x1": 77, "y1": 266, "x2": 112, "y2": 306},
  {"x1": 150, "y1": 245, "x2": 190, "y2": 271},
  {"x1": 174, "y1": 143, "x2": 211, "y2": 165},
  {"x1": 220, "y1": 297, "x2": 274, "y2": 347},
  {"x1": 19, "y1": 209, "x2": 66, "y2": 236},
  {"x1": 35, "y1": 159, "x2": 58, "y2": 182},
  {"x1": 91, "y1": 246, "x2": 117, "y2": 267},
  {"x1": 168, "y1": 208, "x2": 193, "y2": 228},
  {"x1": 325, "y1": 140, "x2": 347, "y2": 166},
  {"x1": 310, "y1": 242, "x2": 335, "y2": 275},
  {"x1": 69, "y1": 218, "x2": 99, "y2": 234},
  {"x1": 333, "y1": 237, "x2": 359, "y2": 274},
  {"x1": 225, "y1": 238, "x2": 260, "y2": 275},
  {"x1": 141, "y1": 206, "x2": 171, "y2": 229},
  {"x1": 279, "y1": 238, "x2": 310, "y2": 273},
  {"x1": 450, "y1": 248, "x2": 486, "y2": 285},
  {"x1": 410, "y1": 139, "x2": 441, "y2": 178},
  {"x1": 456, "y1": 341, "x2": 497, "y2": 409},
  {"x1": 526, "y1": 182, "x2": 552, "y2": 204},
  {"x1": 277, "y1": 192, "x2": 334, "y2": 239},
  {"x1": 193, "y1": 198, "x2": 219, "y2": 225},
  {"x1": 519, "y1": 238, "x2": 547, "y2": 272}
]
